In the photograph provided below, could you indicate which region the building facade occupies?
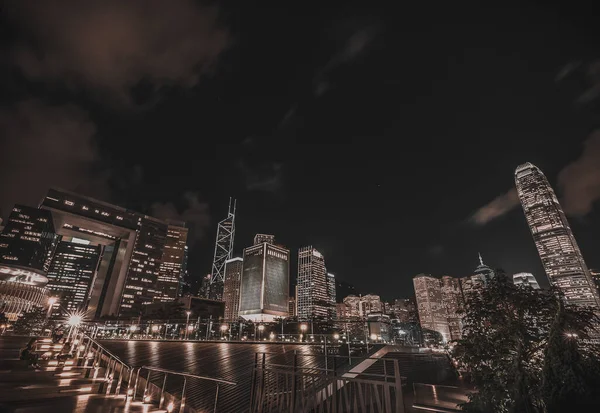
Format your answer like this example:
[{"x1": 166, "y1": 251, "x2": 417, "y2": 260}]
[
  {"x1": 155, "y1": 225, "x2": 188, "y2": 302},
  {"x1": 46, "y1": 240, "x2": 102, "y2": 317},
  {"x1": 342, "y1": 294, "x2": 382, "y2": 318},
  {"x1": 223, "y1": 257, "x2": 243, "y2": 320},
  {"x1": 208, "y1": 199, "x2": 236, "y2": 301},
  {"x1": 326, "y1": 272, "x2": 337, "y2": 319},
  {"x1": 40, "y1": 188, "x2": 187, "y2": 318},
  {"x1": 297, "y1": 246, "x2": 329, "y2": 319},
  {"x1": 515, "y1": 163, "x2": 600, "y2": 308},
  {"x1": 413, "y1": 274, "x2": 450, "y2": 343},
  {"x1": 238, "y1": 237, "x2": 289, "y2": 322},
  {"x1": 0, "y1": 205, "x2": 56, "y2": 319},
  {"x1": 513, "y1": 272, "x2": 540, "y2": 289},
  {"x1": 440, "y1": 276, "x2": 464, "y2": 341}
]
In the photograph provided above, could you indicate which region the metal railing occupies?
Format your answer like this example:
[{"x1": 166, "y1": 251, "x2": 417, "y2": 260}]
[
  {"x1": 73, "y1": 332, "x2": 236, "y2": 412},
  {"x1": 249, "y1": 352, "x2": 406, "y2": 413}
]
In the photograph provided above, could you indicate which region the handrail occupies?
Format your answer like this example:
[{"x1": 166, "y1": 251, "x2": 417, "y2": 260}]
[
  {"x1": 83, "y1": 334, "x2": 132, "y2": 369},
  {"x1": 141, "y1": 365, "x2": 237, "y2": 386}
]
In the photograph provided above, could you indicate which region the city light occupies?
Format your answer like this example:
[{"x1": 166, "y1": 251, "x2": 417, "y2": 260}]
[
  {"x1": 300, "y1": 324, "x2": 308, "y2": 332},
  {"x1": 48, "y1": 297, "x2": 57, "y2": 306},
  {"x1": 220, "y1": 324, "x2": 228, "y2": 332},
  {"x1": 129, "y1": 325, "x2": 138, "y2": 332},
  {"x1": 258, "y1": 325, "x2": 265, "y2": 331},
  {"x1": 370, "y1": 333, "x2": 378, "y2": 341},
  {"x1": 151, "y1": 325, "x2": 159, "y2": 332},
  {"x1": 333, "y1": 333, "x2": 340, "y2": 340},
  {"x1": 187, "y1": 325, "x2": 194, "y2": 331},
  {"x1": 67, "y1": 314, "x2": 83, "y2": 327}
]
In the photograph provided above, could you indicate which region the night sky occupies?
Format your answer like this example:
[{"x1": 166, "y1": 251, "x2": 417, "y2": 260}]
[{"x1": 1, "y1": 1, "x2": 600, "y2": 301}]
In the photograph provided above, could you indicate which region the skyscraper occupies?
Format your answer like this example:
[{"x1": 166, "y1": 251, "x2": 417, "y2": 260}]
[
  {"x1": 155, "y1": 226, "x2": 189, "y2": 302},
  {"x1": 209, "y1": 199, "x2": 236, "y2": 301},
  {"x1": 413, "y1": 274, "x2": 450, "y2": 342},
  {"x1": 296, "y1": 246, "x2": 329, "y2": 319},
  {"x1": 238, "y1": 236, "x2": 289, "y2": 322},
  {"x1": 441, "y1": 276, "x2": 464, "y2": 341},
  {"x1": 0, "y1": 205, "x2": 56, "y2": 319},
  {"x1": 342, "y1": 294, "x2": 382, "y2": 318},
  {"x1": 40, "y1": 188, "x2": 187, "y2": 318},
  {"x1": 223, "y1": 257, "x2": 243, "y2": 320},
  {"x1": 326, "y1": 272, "x2": 337, "y2": 319},
  {"x1": 253, "y1": 234, "x2": 274, "y2": 245},
  {"x1": 515, "y1": 163, "x2": 600, "y2": 308},
  {"x1": 513, "y1": 272, "x2": 540, "y2": 289},
  {"x1": 46, "y1": 240, "x2": 102, "y2": 317}
]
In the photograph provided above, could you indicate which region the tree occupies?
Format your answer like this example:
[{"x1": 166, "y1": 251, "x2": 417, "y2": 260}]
[
  {"x1": 12, "y1": 307, "x2": 54, "y2": 336},
  {"x1": 541, "y1": 298, "x2": 600, "y2": 412},
  {"x1": 454, "y1": 270, "x2": 600, "y2": 413}
]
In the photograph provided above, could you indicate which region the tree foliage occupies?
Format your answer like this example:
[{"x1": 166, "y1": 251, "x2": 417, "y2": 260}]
[{"x1": 453, "y1": 270, "x2": 600, "y2": 413}]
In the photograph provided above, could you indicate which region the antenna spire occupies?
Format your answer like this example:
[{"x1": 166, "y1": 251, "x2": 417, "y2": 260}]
[{"x1": 478, "y1": 252, "x2": 484, "y2": 266}]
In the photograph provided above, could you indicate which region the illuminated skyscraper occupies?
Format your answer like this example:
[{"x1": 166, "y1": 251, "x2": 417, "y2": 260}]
[
  {"x1": 413, "y1": 274, "x2": 450, "y2": 342},
  {"x1": 209, "y1": 198, "x2": 236, "y2": 301},
  {"x1": 326, "y1": 273, "x2": 337, "y2": 319},
  {"x1": 342, "y1": 294, "x2": 382, "y2": 318},
  {"x1": 515, "y1": 163, "x2": 600, "y2": 308},
  {"x1": 513, "y1": 272, "x2": 540, "y2": 289},
  {"x1": 223, "y1": 257, "x2": 243, "y2": 320},
  {"x1": 155, "y1": 225, "x2": 188, "y2": 302},
  {"x1": 253, "y1": 234, "x2": 274, "y2": 245},
  {"x1": 297, "y1": 246, "x2": 329, "y2": 319},
  {"x1": 46, "y1": 240, "x2": 102, "y2": 317},
  {"x1": 441, "y1": 276, "x2": 463, "y2": 340},
  {"x1": 239, "y1": 236, "x2": 289, "y2": 322}
]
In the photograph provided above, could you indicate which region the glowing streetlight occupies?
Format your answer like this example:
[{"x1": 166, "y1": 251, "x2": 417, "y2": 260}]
[
  {"x1": 129, "y1": 325, "x2": 138, "y2": 332},
  {"x1": 269, "y1": 332, "x2": 275, "y2": 341},
  {"x1": 152, "y1": 325, "x2": 159, "y2": 333},
  {"x1": 257, "y1": 324, "x2": 265, "y2": 341},
  {"x1": 184, "y1": 311, "x2": 192, "y2": 340},
  {"x1": 333, "y1": 333, "x2": 340, "y2": 341},
  {"x1": 46, "y1": 297, "x2": 58, "y2": 319},
  {"x1": 370, "y1": 333, "x2": 378, "y2": 341}
]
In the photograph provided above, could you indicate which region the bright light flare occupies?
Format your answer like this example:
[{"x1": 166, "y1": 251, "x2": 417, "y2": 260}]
[{"x1": 67, "y1": 314, "x2": 83, "y2": 327}]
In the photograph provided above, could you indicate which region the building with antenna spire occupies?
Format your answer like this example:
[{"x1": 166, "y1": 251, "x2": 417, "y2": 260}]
[{"x1": 208, "y1": 198, "x2": 236, "y2": 301}]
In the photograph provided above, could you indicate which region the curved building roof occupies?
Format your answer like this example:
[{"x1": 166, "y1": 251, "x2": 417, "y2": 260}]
[{"x1": 0, "y1": 264, "x2": 49, "y2": 287}]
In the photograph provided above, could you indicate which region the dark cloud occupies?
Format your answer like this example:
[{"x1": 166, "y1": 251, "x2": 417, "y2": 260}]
[
  {"x1": 240, "y1": 161, "x2": 284, "y2": 193},
  {"x1": 4, "y1": 0, "x2": 229, "y2": 108},
  {"x1": 470, "y1": 189, "x2": 520, "y2": 226},
  {"x1": 0, "y1": 100, "x2": 100, "y2": 218},
  {"x1": 150, "y1": 192, "x2": 211, "y2": 242},
  {"x1": 558, "y1": 132, "x2": 600, "y2": 215}
]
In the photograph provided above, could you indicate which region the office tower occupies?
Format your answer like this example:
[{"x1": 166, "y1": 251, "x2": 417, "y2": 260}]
[
  {"x1": 155, "y1": 226, "x2": 188, "y2": 302},
  {"x1": 461, "y1": 254, "x2": 494, "y2": 298},
  {"x1": 199, "y1": 274, "x2": 212, "y2": 298},
  {"x1": 0, "y1": 205, "x2": 56, "y2": 319},
  {"x1": 0, "y1": 205, "x2": 57, "y2": 273},
  {"x1": 223, "y1": 257, "x2": 243, "y2": 320},
  {"x1": 178, "y1": 245, "x2": 189, "y2": 297},
  {"x1": 389, "y1": 298, "x2": 418, "y2": 323},
  {"x1": 238, "y1": 236, "x2": 289, "y2": 322},
  {"x1": 513, "y1": 272, "x2": 540, "y2": 289},
  {"x1": 336, "y1": 280, "x2": 357, "y2": 303},
  {"x1": 413, "y1": 274, "x2": 450, "y2": 343},
  {"x1": 297, "y1": 246, "x2": 329, "y2": 319},
  {"x1": 209, "y1": 198, "x2": 236, "y2": 301},
  {"x1": 288, "y1": 296, "x2": 296, "y2": 317},
  {"x1": 46, "y1": 240, "x2": 102, "y2": 317},
  {"x1": 326, "y1": 273, "x2": 337, "y2": 319},
  {"x1": 515, "y1": 163, "x2": 600, "y2": 308},
  {"x1": 591, "y1": 269, "x2": 600, "y2": 295},
  {"x1": 342, "y1": 294, "x2": 382, "y2": 317},
  {"x1": 254, "y1": 234, "x2": 274, "y2": 245},
  {"x1": 336, "y1": 303, "x2": 350, "y2": 319},
  {"x1": 40, "y1": 188, "x2": 187, "y2": 318},
  {"x1": 441, "y1": 276, "x2": 464, "y2": 340}
]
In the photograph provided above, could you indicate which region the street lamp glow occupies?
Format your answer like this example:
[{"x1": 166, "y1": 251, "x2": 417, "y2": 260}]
[
  {"x1": 67, "y1": 314, "x2": 83, "y2": 327},
  {"x1": 258, "y1": 325, "x2": 265, "y2": 332},
  {"x1": 129, "y1": 325, "x2": 138, "y2": 332},
  {"x1": 48, "y1": 297, "x2": 58, "y2": 306},
  {"x1": 186, "y1": 311, "x2": 192, "y2": 316},
  {"x1": 370, "y1": 333, "x2": 378, "y2": 341},
  {"x1": 187, "y1": 325, "x2": 194, "y2": 331},
  {"x1": 220, "y1": 324, "x2": 228, "y2": 332},
  {"x1": 151, "y1": 325, "x2": 159, "y2": 332},
  {"x1": 333, "y1": 333, "x2": 340, "y2": 340},
  {"x1": 300, "y1": 324, "x2": 308, "y2": 332}
]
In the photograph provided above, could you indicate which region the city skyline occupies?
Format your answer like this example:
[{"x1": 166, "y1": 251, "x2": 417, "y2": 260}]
[{"x1": 1, "y1": 2, "x2": 600, "y2": 301}]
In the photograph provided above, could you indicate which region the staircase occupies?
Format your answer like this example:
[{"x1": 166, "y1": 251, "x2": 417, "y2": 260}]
[{"x1": 0, "y1": 336, "x2": 165, "y2": 413}]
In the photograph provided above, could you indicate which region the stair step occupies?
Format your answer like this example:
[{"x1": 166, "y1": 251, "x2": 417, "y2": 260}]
[{"x1": 0, "y1": 382, "x2": 102, "y2": 402}]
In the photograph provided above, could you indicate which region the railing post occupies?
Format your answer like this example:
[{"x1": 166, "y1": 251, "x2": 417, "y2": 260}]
[
  {"x1": 115, "y1": 362, "x2": 124, "y2": 395},
  {"x1": 332, "y1": 356, "x2": 338, "y2": 412},
  {"x1": 133, "y1": 367, "x2": 141, "y2": 400},
  {"x1": 126, "y1": 367, "x2": 134, "y2": 400},
  {"x1": 393, "y1": 359, "x2": 405, "y2": 413},
  {"x1": 143, "y1": 370, "x2": 151, "y2": 403},
  {"x1": 213, "y1": 383, "x2": 220, "y2": 413},
  {"x1": 159, "y1": 373, "x2": 168, "y2": 409},
  {"x1": 179, "y1": 377, "x2": 187, "y2": 413}
]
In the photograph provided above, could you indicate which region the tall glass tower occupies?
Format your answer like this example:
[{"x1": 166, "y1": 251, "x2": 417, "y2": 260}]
[{"x1": 515, "y1": 162, "x2": 600, "y2": 308}]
